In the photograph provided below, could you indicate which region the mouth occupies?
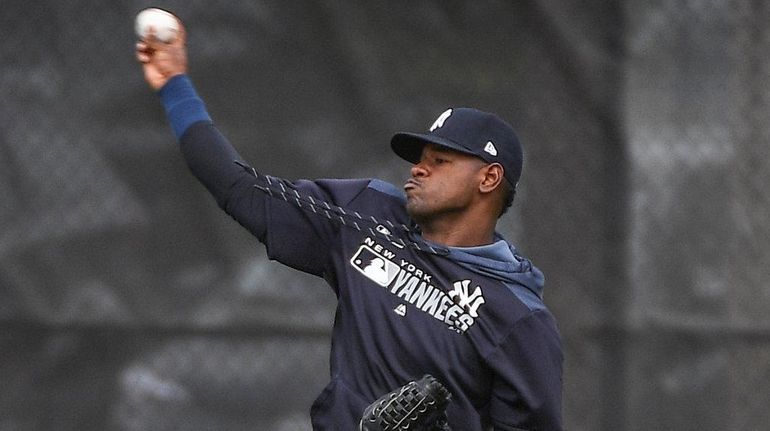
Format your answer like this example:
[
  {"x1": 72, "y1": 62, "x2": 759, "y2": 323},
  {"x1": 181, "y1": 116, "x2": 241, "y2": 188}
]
[{"x1": 404, "y1": 178, "x2": 420, "y2": 192}]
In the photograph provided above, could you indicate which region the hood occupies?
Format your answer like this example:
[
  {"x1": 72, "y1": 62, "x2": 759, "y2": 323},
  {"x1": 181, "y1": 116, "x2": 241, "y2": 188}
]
[{"x1": 446, "y1": 238, "x2": 545, "y2": 300}]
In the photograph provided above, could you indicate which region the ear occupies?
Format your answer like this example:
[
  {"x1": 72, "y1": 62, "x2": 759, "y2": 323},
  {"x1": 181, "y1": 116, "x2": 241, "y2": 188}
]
[{"x1": 479, "y1": 163, "x2": 504, "y2": 194}]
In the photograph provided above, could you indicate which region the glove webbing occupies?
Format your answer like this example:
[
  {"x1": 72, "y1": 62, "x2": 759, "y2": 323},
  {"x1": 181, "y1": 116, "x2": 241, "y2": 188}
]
[
  {"x1": 360, "y1": 375, "x2": 452, "y2": 431},
  {"x1": 234, "y1": 161, "x2": 449, "y2": 256}
]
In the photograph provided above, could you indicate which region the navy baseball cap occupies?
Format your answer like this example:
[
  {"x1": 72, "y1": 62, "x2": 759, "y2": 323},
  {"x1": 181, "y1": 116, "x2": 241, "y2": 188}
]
[{"x1": 391, "y1": 108, "x2": 523, "y2": 188}]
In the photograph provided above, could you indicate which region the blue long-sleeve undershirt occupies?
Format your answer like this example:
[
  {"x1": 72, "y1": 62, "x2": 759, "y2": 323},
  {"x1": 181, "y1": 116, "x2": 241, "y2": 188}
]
[
  {"x1": 157, "y1": 75, "x2": 268, "y2": 241},
  {"x1": 158, "y1": 74, "x2": 212, "y2": 139}
]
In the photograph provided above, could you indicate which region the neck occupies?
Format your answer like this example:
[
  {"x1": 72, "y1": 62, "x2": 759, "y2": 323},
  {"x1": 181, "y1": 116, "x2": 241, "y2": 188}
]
[{"x1": 418, "y1": 216, "x2": 497, "y2": 247}]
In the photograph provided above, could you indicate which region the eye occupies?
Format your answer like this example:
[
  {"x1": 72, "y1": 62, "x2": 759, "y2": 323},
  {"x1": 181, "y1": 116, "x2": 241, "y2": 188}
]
[{"x1": 434, "y1": 156, "x2": 448, "y2": 165}]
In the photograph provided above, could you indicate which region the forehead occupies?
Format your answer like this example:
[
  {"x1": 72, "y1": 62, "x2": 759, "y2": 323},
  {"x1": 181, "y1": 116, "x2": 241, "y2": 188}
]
[
  {"x1": 422, "y1": 143, "x2": 467, "y2": 156},
  {"x1": 420, "y1": 143, "x2": 484, "y2": 163}
]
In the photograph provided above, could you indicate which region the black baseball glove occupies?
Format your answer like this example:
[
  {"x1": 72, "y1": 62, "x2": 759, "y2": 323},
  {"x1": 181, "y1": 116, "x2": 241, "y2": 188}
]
[{"x1": 359, "y1": 374, "x2": 452, "y2": 431}]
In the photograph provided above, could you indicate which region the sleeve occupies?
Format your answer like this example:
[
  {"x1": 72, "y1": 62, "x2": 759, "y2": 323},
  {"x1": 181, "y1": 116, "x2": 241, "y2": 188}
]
[
  {"x1": 157, "y1": 75, "x2": 350, "y2": 277},
  {"x1": 485, "y1": 310, "x2": 564, "y2": 431}
]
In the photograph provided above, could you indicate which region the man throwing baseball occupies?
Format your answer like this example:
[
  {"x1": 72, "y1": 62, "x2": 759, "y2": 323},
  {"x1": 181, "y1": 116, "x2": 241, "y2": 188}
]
[{"x1": 136, "y1": 13, "x2": 562, "y2": 431}]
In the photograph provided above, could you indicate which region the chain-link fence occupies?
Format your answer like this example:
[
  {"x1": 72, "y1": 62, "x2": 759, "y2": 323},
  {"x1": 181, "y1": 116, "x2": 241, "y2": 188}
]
[{"x1": 1, "y1": 1, "x2": 768, "y2": 430}]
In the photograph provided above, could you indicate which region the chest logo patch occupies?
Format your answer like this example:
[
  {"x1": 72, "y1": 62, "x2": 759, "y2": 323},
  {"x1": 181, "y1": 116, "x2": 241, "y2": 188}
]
[{"x1": 350, "y1": 238, "x2": 486, "y2": 333}]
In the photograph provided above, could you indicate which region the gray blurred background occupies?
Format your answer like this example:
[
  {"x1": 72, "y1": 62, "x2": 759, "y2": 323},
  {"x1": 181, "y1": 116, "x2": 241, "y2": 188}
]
[{"x1": 1, "y1": 0, "x2": 768, "y2": 430}]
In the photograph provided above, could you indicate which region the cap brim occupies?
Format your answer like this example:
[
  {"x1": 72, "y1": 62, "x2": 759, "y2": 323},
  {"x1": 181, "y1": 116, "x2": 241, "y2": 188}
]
[{"x1": 390, "y1": 132, "x2": 477, "y2": 164}]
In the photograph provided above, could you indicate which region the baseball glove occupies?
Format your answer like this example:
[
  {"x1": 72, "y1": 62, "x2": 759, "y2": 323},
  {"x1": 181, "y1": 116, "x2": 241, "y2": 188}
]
[{"x1": 359, "y1": 374, "x2": 452, "y2": 431}]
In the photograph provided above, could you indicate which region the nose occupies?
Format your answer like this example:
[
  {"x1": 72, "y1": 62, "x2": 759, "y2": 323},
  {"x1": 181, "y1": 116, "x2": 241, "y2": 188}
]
[{"x1": 410, "y1": 160, "x2": 428, "y2": 178}]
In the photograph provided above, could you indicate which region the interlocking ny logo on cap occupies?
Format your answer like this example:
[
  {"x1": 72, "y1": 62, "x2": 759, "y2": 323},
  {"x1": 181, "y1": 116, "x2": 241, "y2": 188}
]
[{"x1": 430, "y1": 109, "x2": 453, "y2": 132}]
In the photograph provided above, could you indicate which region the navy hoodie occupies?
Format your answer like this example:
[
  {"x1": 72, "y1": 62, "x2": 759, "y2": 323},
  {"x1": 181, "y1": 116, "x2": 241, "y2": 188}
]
[{"x1": 158, "y1": 75, "x2": 563, "y2": 430}]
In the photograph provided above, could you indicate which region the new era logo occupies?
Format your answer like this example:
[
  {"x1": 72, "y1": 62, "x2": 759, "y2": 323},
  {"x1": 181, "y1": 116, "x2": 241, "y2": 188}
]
[
  {"x1": 394, "y1": 304, "x2": 407, "y2": 316},
  {"x1": 483, "y1": 141, "x2": 498, "y2": 156},
  {"x1": 375, "y1": 224, "x2": 391, "y2": 236}
]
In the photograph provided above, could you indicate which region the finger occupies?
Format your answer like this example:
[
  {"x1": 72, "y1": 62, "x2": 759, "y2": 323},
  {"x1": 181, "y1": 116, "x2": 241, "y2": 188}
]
[
  {"x1": 142, "y1": 25, "x2": 162, "y2": 49},
  {"x1": 173, "y1": 18, "x2": 186, "y2": 46},
  {"x1": 178, "y1": 19, "x2": 186, "y2": 42},
  {"x1": 135, "y1": 41, "x2": 154, "y2": 62},
  {"x1": 135, "y1": 42, "x2": 148, "y2": 61},
  {"x1": 136, "y1": 50, "x2": 151, "y2": 63}
]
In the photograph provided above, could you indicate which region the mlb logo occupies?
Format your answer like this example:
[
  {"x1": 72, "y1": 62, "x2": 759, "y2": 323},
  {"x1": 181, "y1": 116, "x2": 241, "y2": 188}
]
[{"x1": 350, "y1": 245, "x2": 400, "y2": 287}]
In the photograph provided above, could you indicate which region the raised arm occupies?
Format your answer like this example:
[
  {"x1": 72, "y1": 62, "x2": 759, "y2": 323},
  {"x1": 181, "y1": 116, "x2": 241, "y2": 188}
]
[
  {"x1": 134, "y1": 12, "x2": 337, "y2": 275},
  {"x1": 134, "y1": 14, "x2": 266, "y2": 238}
]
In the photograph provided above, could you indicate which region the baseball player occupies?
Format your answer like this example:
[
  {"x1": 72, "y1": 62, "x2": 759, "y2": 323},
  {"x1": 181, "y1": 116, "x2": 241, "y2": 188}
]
[{"x1": 136, "y1": 16, "x2": 563, "y2": 431}]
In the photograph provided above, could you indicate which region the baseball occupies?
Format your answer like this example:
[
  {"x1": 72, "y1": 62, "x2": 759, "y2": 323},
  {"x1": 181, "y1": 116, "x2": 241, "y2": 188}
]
[{"x1": 135, "y1": 8, "x2": 179, "y2": 43}]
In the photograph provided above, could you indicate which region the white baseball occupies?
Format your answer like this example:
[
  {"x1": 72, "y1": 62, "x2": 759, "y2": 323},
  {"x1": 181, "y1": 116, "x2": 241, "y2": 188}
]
[{"x1": 135, "y1": 8, "x2": 179, "y2": 43}]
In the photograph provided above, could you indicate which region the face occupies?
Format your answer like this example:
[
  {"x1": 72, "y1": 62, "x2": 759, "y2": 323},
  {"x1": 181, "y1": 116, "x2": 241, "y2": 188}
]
[{"x1": 403, "y1": 144, "x2": 488, "y2": 223}]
